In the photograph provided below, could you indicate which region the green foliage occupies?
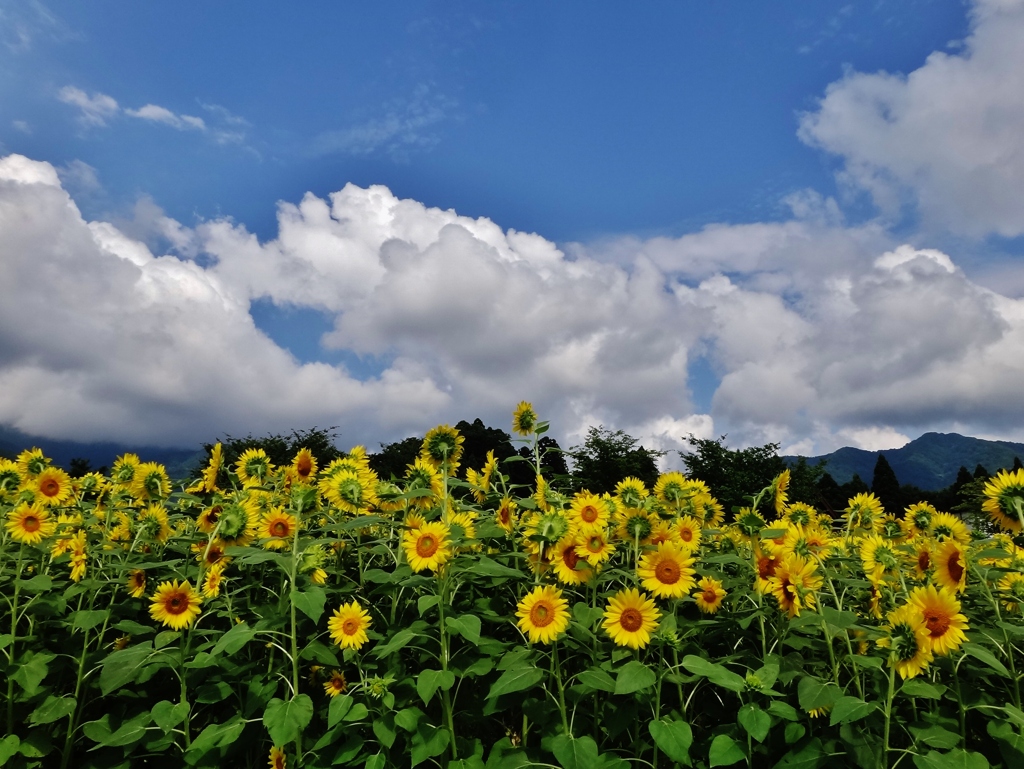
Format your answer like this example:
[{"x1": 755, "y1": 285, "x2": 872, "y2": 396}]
[
  {"x1": 681, "y1": 435, "x2": 787, "y2": 512},
  {"x1": 568, "y1": 425, "x2": 664, "y2": 494}
]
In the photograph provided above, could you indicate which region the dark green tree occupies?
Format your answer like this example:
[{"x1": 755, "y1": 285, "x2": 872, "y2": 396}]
[
  {"x1": 816, "y1": 472, "x2": 845, "y2": 514},
  {"x1": 368, "y1": 436, "x2": 422, "y2": 480},
  {"x1": 680, "y1": 436, "x2": 786, "y2": 514},
  {"x1": 68, "y1": 457, "x2": 93, "y2": 477},
  {"x1": 517, "y1": 437, "x2": 571, "y2": 488},
  {"x1": 871, "y1": 454, "x2": 902, "y2": 513},
  {"x1": 203, "y1": 426, "x2": 345, "y2": 480},
  {"x1": 974, "y1": 464, "x2": 990, "y2": 480},
  {"x1": 568, "y1": 426, "x2": 664, "y2": 495}
]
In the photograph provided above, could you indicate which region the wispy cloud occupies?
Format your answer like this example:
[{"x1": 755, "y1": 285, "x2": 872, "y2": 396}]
[
  {"x1": 309, "y1": 84, "x2": 456, "y2": 160},
  {"x1": 57, "y1": 86, "x2": 119, "y2": 127},
  {"x1": 0, "y1": 0, "x2": 77, "y2": 54},
  {"x1": 125, "y1": 104, "x2": 206, "y2": 131}
]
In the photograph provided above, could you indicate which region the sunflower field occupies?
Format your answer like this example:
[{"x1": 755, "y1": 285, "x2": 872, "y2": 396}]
[{"x1": 2, "y1": 403, "x2": 1024, "y2": 769}]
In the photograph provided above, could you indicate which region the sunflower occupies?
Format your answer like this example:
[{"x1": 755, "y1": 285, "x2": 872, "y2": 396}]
[
  {"x1": 615, "y1": 477, "x2": 649, "y2": 509},
  {"x1": 149, "y1": 580, "x2": 202, "y2": 630},
  {"x1": 733, "y1": 508, "x2": 766, "y2": 542},
  {"x1": 909, "y1": 540, "x2": 933, "y2": 580},
  {"x1": 929, "y1": 512, "x2": 970, "y2": 545},
  {"x1": 202, "y1": 562, "x2": 226, "y2": 598},
  {"x1": 908, "y1": 585, "x2": 968, "y2": 656},
  {"x1": 130, "y1": 462, "x2": 171, "y2": 502},
  {"x1": 690, "y1": 493, "x2": 725, "y2": 529},
  {"x1": 934, "y1": 539, "x2": 967, "y2": 593},
  {"x1": 569, "y1": 491, "x2": 610, "y2": 532},
  {"x1": 637, "y1": 541, "x2": 696, "y2": 599},
  {"x1": 511, "y1": 401, "x2": 538, "y2": 436},
  {"x1": 236, "y1": 448, "x2": 274, "y2": 488},
  {"x1": 34, "y1": 466, "x2": 73, "y2": 506},
  {"x1": 269, "y1": 746, "x2": 287, "y2": 769},
  {"x1": 782, "y1": 502, "x2": 818, "y2": 528},
  {"x1": 16, "y1": 447, "x2": 49, "y2": 478},
  {"x1": 982, "y1": 468, "x2": 1024, "y2": 533},
  {"x1": 693, "y1": 577, "x2": 727, "y2": 614},
  {"x1": 998, "y1": 572, "x2": 1024, "y2": 613},
  {"x1": 771, "y1": 469, "x2": 791, "y2": 515},
  {"x1": 127, "y1": 569, "x2": 147, "y2": 598},
  {"x1": 404, "y1": 457, "x2": 443, "y2": 508},
  {"x1": 327, "y1": 601, "x2": 372, "y2": 650},
  {"x1": 402, "y1": 521, "x2": 452, "y2": 573},
  {"x1": 516, "y1": 585, "x2": 570, "y2": 644},
  {"x1": 647, "y1": 520, "x2": 679, "y2": 547},
  {"x1": 136, "y1": 503, "x2": 172, "y2": 543},
  {"x1": 902, "y1": 503, "x2": 936, "y2": 539},
  {"x1": 69, "y1": 531, "x2": 87, "y2": 582},
  {"x1": 575, "y1": 527, "x2": 616, "y2": 567},
  {"x1": 654, "y1": 472, "x2": 689, "y2": 507},
  {"x1": 878, "y1": 603, "x2": 933, "y2": 679},
  {"x1": 76, "y1": 472, "x2": 107, "y2": 500},
  {"x1": 880, "y1": 514, "x2": 905, "y2": 542},
  {"x1": 615, "y1": 506, "x2": 653, "y2": 543},
  {"x1": 0, "y1": 458, "x2": 21, "y2": 498},
  {"x1": 860, "y1": 535, "x2": 901, "y2": 578},
  {"x1": 290, "y1": 448, "x2": 318, "y2": 485},
  {"x1": 324, "y1": 670, "x2": 348, "y2": 697},
  {"x1": 203, "y1": 442, "x2": 224, "y2": 492},
  {"x1": 781, "y1": 523, "x2": 834, "y2": 563},
  {"x1": 373, "y1": 480, "x2": 405, "y2": 515},
  {"x1": 755, "y1": 547, "x2": 782, "y2": 595},
  {"x1": 5, "y1": 503, "x2": 56, "y2": 545},
  {"x1": 494, "y1": 496, "x2": 518, "y2": 534},
  {"x1": 845, "y1": 493, "x2": 885, "y2": 536},
  {"x1": 768, "y1": 554, "x2": 823, "y2": 618},
  {"x1": 258, "y1": 509, "x2": 298, "y2": 550},
  {"x1": 420, "y1": 424, "x2": 465, "y2": 472},
  {"x1": 674, "y1": 516, "x2": 702, "y2": 552},
  {"x1": 602, "y1": 588, "x2": 660, "y2": 649},
  {"x1": 196, "y1": 503, "x2": 223, "y2": 534},
  {"x1": 550, "y1": 533, "x2": 590, "y2": 586}
]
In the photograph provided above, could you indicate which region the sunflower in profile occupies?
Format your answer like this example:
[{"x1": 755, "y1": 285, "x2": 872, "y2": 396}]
[
  {"x1": 324, "y1": 670, "x2": 348, "y2": 698},
  {"x1": 404, "y1": 457, "x2": 443, "y2": 509},
  {"x1": 235, "y1": 448, "x2": 274, "y2": 488},
  {"x1": 637, "y1": 541, "x2": 696, "y2": 599},
  {"x1": 575, "y1": 527, "x2": 616, "y2": 567},
  {"x1": 781, "y1": 523, "x2": 834, "y2": 563},
  {"x1": 781, "y1": 502, "x2": 818, "y2": 528},
  {"x1": 929, "y1": 511, "x2": 970, "y2": 545},
  {"x1": 68, "y1": 531, "x2": 87, "y2": 582},
  {"x1": 654, "y1": 472, "x2": 689, "y2": 507},
  {"x1": 602, "y1": 588, "x2": 660, "y2": 649},
  {"x1": 420, "y1": 424, "x2": 465, "y2": 472},
  {"x1": 768, "y1": 554, "x2": 823, "y2": 618},
  {"x1": 982, "y1": 468, "x2": 1024, "y2": 533},
  {"x1": 402, "y1": 521, "x2": 452, "y2": 573},
  {"x1": 908, "y1": 585, "x2": 968, "y2": 656},
  {"x1": 909, "y1": 539, "x2": 933, "y2": 580},
  {"x1": 75, "y1": 472, "x2": 108, "y2": 500},
  {"x1": 323, "y1": 468, "x2": 379, "y2": 514},
  {"x1": 0, "y1": 458, "x2": 21, "y2": 499},
  {"x1": 327, "y1": 600, "x2": 372, "y2": 650},
  {"x1": 202, "y1": 562, "x2": 225, "y2": 598},
  {"x1": 934, "y1": 539, "x2": 967, "y2": 593},
  {"x1": 877, "y1": 603, "x2": 933, "y2": 679},
  {"x1": 880, "y1": 514, "x2": 905, "y2": 542},
  {"x1": 998, "y1": 572, "x2": 1024, "y2": 613},
  {"x1": 647, "y1": 520, "x2": 679, "y2": 547},
  {"x1": 754, "y1": 546, "x2": 782, "y2": 595},
  {"x1": 516, "y1": 585, "x2": 570, "y2": 644},
  {"x1": 733, "y1": 508, "x2": 766, "y2": 543},
  {"x1": 494, "y1": 496, "x2": 518, "y2": 534},
  {"x1": 693, "y1": 576, "x2": 727, "y2": 614},
  {"x1": 137, "y1": 504, "x2": 172, "y2": 543},
  {"x1": 860, "y1": 534, "x2": 901, "y2": 579},
  {"x1": 445, "y1": 509, "x2": 479, "y2": 551},
  {"x1": 771, "y1": 469, "x2": 791, "y2": 515},
  {"x1": 127, "y1": 569, "x2": 147, "y2": 598},
  {"x1": 615, "y1": 507, "x2": 653, "y2": 544},
  {"x1": 203, "y1": 442, "x2": 224, "y2": 491},
  {"x1": 902, "y1": 502, "x2": 936, "y2": 539},
  {"x1": 150, "y1": 580, "x2": 202, "y2": 630},
  {"x1": 258, "y1": 509, "x2": 298, "y2": 550},
  {"x1": 213, "y1": 498, "x2": 256, "y2": 547},
  {"x1": 845, "y1": 493, "x2": 884, "y2": 536},
  {"x1": 569, "y1": 491, "x2": 610, "y2": 532},
  {"x1": 615, "y1": 477, "x2": 649, "y2": 509},
  {"x1": 6, "y1": 503, "x2": 56, "y2": 545},
  {"x1": 269, "y1": 745, "x2": 287, "y2": 769},
  {"x1": 550, "y1": 533, "x2": 589, "y2": 586},
  {"x1": 511, "y1": 401, "x2": 538, "y2": 437},
  {"x1": 34, "y1": 466, "x2": 73, "y2": 506},
  {"x1": 16, "y1": 448, "x2": 49, "y2": 479},
  {"x1": 290, "y1": 448, "x2": 318, "y2": 485},
  {"x1": 373, "y1": 480, "x2": 405, "y2": 515}
]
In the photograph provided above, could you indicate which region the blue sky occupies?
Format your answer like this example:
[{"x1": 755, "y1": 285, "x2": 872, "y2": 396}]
[{"x1": 2, "y1": 0, "x2": 1024, "y2": 460}]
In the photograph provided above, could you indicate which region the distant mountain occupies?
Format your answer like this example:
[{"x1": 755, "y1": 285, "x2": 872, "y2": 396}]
[
  {"x1": 784, "y1": 432, "x2": 1024, "y2": 490},
  {"x1": 0, "y1": 425, "x2": 203, "y2": 480}
]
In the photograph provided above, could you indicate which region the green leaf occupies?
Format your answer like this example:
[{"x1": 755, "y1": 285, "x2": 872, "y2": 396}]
[
  {"x1": 783, "y1": 723, "x2": 806, "y2": 745},
  {"x1": 372, "y1": 714, "x2": 397, "y2": 749},
  {"x1": 103, "y1": 711, "x2": 152, "y2": 747},
  {"x1": 551, "y1": 734, "x2": 601, "y2": 769},
  {"x1": 472, "y1": 556, "x2": 524, "y2": 579},
  {"x1": 112, "y1": 619, "x2": 154, "y2": 636},
  {"x1": 12, "y1": 651, "x2": 55, "y2": 696},
  {"x1": 648, "y1": 718, "x2": 693, "y2": 764},
  {"x1": 71, "y1": 609, "x2": 108, "y2": 632},
  {"x1": 577, "y1": 667, "x2": 616, "y2": 693},
  {"x1": 572, "y1": 602, "x2": 604, "y2": 628},
  {"x1": 487, "y1": 666, "x2": 544, "y2": 699},
  {"x1": 263, "y1": 695, "x2": 314, "y2": 746},
  {"x1": 614, "y1": 660, "x2": 656, "y2": 694},
  {"x1": 774, "y1": 737, "x2": 825, "y2": 768},
  {"x1": 362, "y1": 568, "x2": 395, "y2": 584},
  {"x1": 961, "y1": 642, "x2": 1010, "y2": 677},
  {"x1": 769, "y1": 701, "x2": 800, "y2": 721},
  {"x1": 328, "y1": 694, "x2": 354, "y2": 728},
  {"x1": 911, "y1": 725, "x2": 961, "y2": 750},
  {"x1": 446, "y1": 615, "x2": 482, "y2": 645},
  {"x1": 17, "y1": 574, "x2": 52, "y2": 592},
  {"x1": 418, "y1": 595, "x2": 440, "y2": 616},
  {"x1": 682, "y1": 655, "x2": 746, "y2": 693},
  {"x1": 373, "y1": 628, "x2": 418, "y2": 657},
  {"x1": 29, "y1": 695, "x2": 76, "y2": 725},
  {"x1": 212, "y1": 621, "x2": 256, "y2": 656},
  {"x1": 829, "y1": 696, "x2": 876, "y2": 726},
  {"x1": 797, "y1": 676, "x2": 841, "y2": 712},
  {"x1": 0, "y1": 735, "x2": 20, "y2": 764},
  {"x1": 395, "y1": 707, "x2": 425, "y2": 732},
  {"x1": 901, "y1": 679, "x2": 946, "y2": 699},
  {"x1": 411, "y1": 725, "x2": 450, "y2": 768},
  {"x1": 738, "y1": 703, "x2": 771, "y2": 742},
  {"x1": 151, "y1": 700, "x2": 190, "y2": 734},
  {"x1": 292, "y1": 587, "x2": 326, "y2": 623},
  {"x1": 299, "y1": 639, "x2": 340, "y2": 666},
  {"x1": 709, "y1": 734, "x2": 745, "y2": 767},
  {"x1": 155, "y1": 630, "x2": 180, "y2": 649},
  {"x1": 912, "y1": 749, "x2": 990, "y2": 769},
  {"x1": 819, "y1": 606, "x2": 858, "y2": 630},
  {"x1": 364, "y1": 754, "x2": 386, "y2": 769},
  {"x1": 185, "y1": 717, "x2": 245, "y2": 764},
  {"x1": 417, "y1": 668, "x2": 456, "y2": 705}
]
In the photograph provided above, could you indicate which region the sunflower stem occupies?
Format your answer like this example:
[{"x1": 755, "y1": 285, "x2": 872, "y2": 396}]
[
  {"x1": 881, "y1": 661, "x2": 897, "y2": 767},
  {"x1": 437, "y1": 570, "x2": 458, "y2": 760},
  {"x1": 551, "y1": 642, "x2": 570, "y2": 735},
  {"x1": 7, "y1": 544, "x2": 24, "y2": 736},
  {"x1": 289, "y1": 495, "x2": 303, "y2": 765},
  {"x1": 180, "y1": 630, "x2": 192, "y2": 751},
  {"x1": 971, "y1": 559, "x2": 1022, "y2": 708}
]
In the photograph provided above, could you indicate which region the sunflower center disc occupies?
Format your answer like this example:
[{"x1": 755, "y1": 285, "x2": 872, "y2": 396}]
[
  {"x1": 530, "y1": 602, "x2": 553, "y2": 627},
  {"x1": 702, "y1": 589, "x2": 717, "y2": 604},
  {"x1": 562, "y1": 548, "x2": 580, "y2": 569},
  {"x1": 619, "y1": 608, "x2": 643, "y2": 632},
  {"x1": 947, "y1": 554, "x2": 964, "y2": 583},
  {"x1": 655, "y1": 561, "x2": 680, "y2": 584},
  {"x1": 581, "y1": 506, "x2": 598, "y2": 522},
  {"x1": 271, "y1": 522, "x2": 288, "y2": 537},
  {"x1": 924, "y1": 611, "x2": 950, "y2": 637},
  {"x1": 23, "y1": 516, "x2": 40, "y2": 532},
  {"x1": 342, "y1": 618, "x2": 359, "y2": 635},
  {"x1": 680, "y1": 529, "x2": 693, "y2": 542},
  {"x1": 417, "y1": 535, "x2": 438, "y2": 558},
  {"x1": 41, "y1": 480, "x2": 59, "y2": 496},
  {"x1": 167, "y1": 595, "x2": 186, "y2": 614}
]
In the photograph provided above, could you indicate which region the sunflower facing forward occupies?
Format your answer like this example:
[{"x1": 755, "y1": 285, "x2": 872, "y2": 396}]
[
  {"x1": 327, "y1": 600, "x2": 372, "y2": 650},
  {"x1": 908, "y1": 585, "x2": 968, "y2": 656},
  {"x1": 768, "y1": 553, "x2": 823, "y2": 618},
  {"x1": 637, "y1": 541, "x2": 696, "y2": 599},
  {"x1": 602, "y1": 588, "x2": 660, "y2": 649},
  {"x1": 6, "y1": 503, "x2": 56, "y2": 545},
  {"x1": 516, "y1": 585, "x2": 570, "y2": 644},
  {"x1": 402, "y1": 521, "x2": 453, "y2": 573},
  {"x1": 149, "y1": 580, "x2": 202, "y2": 630}
]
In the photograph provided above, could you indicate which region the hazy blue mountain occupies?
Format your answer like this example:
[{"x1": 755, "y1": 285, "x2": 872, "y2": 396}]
[
  {"x1": 785, "y1": 432, "x2": 1024, "y2": 490},
  {"x1": 0, "y1": 425, "x2": 203, "y2": 480}
]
